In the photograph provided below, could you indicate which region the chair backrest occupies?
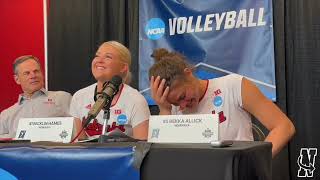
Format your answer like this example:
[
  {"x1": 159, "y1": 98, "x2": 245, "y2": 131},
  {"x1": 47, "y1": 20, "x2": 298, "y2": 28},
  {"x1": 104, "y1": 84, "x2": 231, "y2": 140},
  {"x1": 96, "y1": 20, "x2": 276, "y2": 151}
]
[{"x1": 252, "y1": 123, "x2": 266, "y2": 141}]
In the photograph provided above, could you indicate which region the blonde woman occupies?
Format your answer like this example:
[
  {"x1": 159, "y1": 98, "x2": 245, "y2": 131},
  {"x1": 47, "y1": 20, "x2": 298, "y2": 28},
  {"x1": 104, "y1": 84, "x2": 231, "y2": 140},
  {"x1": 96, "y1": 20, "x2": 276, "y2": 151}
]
[{"x1": 70, "y1": 41, "x2": 149, "y2": 140}]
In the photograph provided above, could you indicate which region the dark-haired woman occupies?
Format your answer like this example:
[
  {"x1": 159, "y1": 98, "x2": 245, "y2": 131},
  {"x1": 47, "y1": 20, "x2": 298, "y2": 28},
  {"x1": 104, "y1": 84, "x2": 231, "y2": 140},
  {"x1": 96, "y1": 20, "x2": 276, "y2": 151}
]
[{"x1": 149, "y1": 48, "x2": 295, "y2": 157}]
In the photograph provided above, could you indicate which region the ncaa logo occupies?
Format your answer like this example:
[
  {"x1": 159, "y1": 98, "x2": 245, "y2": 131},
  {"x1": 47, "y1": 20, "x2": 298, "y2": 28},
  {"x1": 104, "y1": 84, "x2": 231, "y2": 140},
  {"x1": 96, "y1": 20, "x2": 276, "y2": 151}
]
[
  {"x1": 145, "y1": 18, "x2": 165, "y2": 40},
  {"x1": 297, "y1": 148, "x2": 317, "y2": 177},
  {"x1": 117, "y1": 114, "x2": 128, "y2": 125},
  {"x1": 213, "y1": 96, "x2": 223, "y2": 107}
]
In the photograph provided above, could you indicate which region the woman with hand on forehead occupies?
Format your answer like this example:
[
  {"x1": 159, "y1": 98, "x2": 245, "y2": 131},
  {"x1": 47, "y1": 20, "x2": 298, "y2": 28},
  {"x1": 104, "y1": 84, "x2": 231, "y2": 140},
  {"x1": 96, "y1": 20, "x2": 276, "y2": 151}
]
[
  {"x1": 70, "y1": 41, "x2": 150, "y2": 140},
  {"x1": 149, "y1": 48, "x2": 295, "y2": 157}
]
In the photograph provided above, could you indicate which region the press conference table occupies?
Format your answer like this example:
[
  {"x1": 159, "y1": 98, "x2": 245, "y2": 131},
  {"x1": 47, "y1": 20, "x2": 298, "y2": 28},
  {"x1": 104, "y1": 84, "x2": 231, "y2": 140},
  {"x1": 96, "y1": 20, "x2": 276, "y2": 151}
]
[{"x1": 0, "y1": 141, "x2": 271, "y2": 180}]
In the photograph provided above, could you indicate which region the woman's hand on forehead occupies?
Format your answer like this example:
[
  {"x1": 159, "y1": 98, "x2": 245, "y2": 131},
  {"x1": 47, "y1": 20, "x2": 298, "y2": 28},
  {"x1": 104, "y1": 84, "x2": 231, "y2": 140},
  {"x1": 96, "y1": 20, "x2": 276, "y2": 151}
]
[{"x1": 150, "y1": 76, "x2": 172, "y2": 114}]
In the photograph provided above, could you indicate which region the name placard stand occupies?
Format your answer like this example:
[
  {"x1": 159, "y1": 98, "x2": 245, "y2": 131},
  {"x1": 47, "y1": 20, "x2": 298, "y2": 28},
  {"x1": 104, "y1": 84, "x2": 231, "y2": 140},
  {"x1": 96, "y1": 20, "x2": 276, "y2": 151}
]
[{"x1": 148, "y1": 114, "x2": 219, "y2": 143}]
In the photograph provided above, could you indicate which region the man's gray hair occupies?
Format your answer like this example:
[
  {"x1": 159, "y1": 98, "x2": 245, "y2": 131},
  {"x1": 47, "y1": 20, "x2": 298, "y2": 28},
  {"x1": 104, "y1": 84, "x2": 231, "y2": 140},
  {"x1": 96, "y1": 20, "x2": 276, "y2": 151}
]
[{"x1": 13, "y1": 55, "x2": 41, "y2": 75}]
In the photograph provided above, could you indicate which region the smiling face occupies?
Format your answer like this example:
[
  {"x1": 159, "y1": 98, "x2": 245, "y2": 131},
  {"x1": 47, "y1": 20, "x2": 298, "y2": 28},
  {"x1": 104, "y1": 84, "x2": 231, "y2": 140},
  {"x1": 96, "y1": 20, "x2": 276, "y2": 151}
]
[
  {"x1": 91, "y1": 44, "x2": 128, "y2": 83},
  {"x1": 14, "y1": 59, "x2": 44, "y2": 97}
]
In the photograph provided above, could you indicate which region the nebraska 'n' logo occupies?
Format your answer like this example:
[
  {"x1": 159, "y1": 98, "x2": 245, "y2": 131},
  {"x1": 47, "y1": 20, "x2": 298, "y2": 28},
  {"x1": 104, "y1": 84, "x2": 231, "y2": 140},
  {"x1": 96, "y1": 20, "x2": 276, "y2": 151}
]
[{"x1": 297, "y1": 148, "x2": 317, "y2": 177}]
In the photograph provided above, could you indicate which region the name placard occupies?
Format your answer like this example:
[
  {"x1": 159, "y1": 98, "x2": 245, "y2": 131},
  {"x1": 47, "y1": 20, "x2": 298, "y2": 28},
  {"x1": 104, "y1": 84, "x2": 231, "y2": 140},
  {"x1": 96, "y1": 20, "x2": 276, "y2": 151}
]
[
  {"x1": 15, "y1": 117, "x2": 74, "y2": 143},
  {"x1": 148, "y1": 114, "x2": 219, "y2": 143}
]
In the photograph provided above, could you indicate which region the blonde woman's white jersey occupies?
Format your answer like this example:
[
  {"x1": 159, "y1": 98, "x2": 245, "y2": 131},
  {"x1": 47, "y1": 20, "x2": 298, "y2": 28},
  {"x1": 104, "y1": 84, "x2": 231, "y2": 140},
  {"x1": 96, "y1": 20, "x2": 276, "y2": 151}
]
[{"x1": 70, "y1": 83, "x2": 150, "y2": 138}]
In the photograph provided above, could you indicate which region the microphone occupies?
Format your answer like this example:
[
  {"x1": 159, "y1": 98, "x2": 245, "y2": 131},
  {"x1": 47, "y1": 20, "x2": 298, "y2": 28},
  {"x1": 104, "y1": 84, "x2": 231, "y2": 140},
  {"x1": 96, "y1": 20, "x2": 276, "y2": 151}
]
[{"x1": 83, "y1": 75, "x2": 123, "y2": 128}]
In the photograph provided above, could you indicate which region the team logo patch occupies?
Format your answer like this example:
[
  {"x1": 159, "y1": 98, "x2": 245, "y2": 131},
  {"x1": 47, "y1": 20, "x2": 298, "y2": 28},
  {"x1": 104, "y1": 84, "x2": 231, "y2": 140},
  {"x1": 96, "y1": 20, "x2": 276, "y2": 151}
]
[
  {"x1": 114, "y1": 109, "x2": 122, "y2": 114},
  {"x1": 117, "y1": 114, "x2": 128, "y2": 125},
  {"x1": 214, "y1": 89, "x2": 222, "y2": 96},
  {"x1": 213, "y1": 96, "x2": 223, "y2": 107},
  {"x1": 44, "y1": 98, "x2": 55, "y2": 105}
]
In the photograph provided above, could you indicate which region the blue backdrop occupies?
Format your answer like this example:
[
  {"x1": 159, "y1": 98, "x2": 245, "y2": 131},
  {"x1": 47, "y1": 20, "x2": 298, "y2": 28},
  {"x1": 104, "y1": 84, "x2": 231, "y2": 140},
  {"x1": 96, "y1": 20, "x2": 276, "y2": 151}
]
[{"x1": 139, "y1": 0, "x2": 276, "y2": 105}]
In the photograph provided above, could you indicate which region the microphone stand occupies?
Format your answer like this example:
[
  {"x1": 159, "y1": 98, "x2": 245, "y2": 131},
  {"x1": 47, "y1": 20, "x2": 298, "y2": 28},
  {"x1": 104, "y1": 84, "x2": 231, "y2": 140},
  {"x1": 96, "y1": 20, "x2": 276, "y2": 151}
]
[
  {"x1": 98, "y1": 103, "x2": 138, "y2": 143},
  {"x1": 98, "y1": 102, "x2": 111, "y2": 143},
  {"x1": 101, "y1": 108, "x2": 110, "y2": 136}
]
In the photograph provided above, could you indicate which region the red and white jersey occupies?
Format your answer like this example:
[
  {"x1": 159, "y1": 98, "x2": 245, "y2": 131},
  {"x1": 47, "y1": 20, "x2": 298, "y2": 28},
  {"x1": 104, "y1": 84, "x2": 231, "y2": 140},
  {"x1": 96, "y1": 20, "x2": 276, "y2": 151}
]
[
  {"x1": 172, "y1": 74, "x2": 253, "y2": 141},
  {"x1": 70, "y1": 83, "x2": 150, "y2": 138}
]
